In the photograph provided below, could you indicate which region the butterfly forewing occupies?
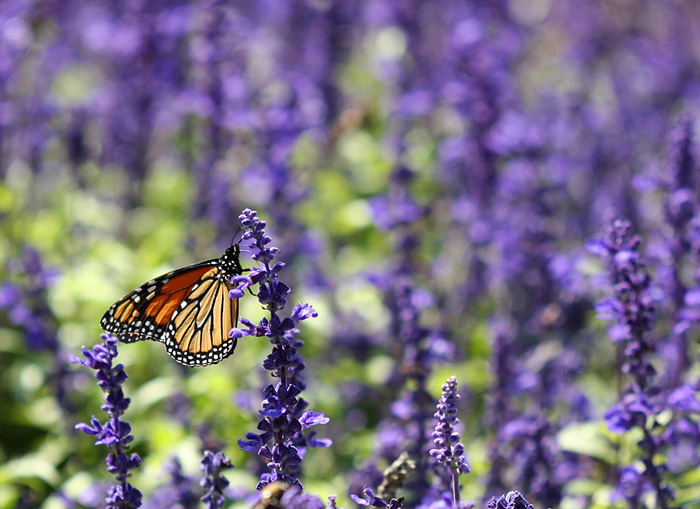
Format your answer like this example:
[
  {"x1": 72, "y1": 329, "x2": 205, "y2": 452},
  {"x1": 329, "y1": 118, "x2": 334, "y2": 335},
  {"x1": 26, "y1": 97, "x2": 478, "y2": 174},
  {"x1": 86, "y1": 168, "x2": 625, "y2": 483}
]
[{"x1": 100, "y1": 245, "x2": 243, "y2": 367}]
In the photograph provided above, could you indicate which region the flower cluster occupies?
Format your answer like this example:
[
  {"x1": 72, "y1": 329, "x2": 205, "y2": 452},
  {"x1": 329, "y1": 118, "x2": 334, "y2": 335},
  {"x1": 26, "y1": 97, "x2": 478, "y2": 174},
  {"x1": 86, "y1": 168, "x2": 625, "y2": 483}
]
[
  {"x1": 0, "y1": 246, "x2": 58, "y2": 352},
  {"x1": 366, "y1": 165, "x2": 455, "y2": 501},
  {"x1": 590, "y1": 219, "x2": 656, "y2": 391},
  {"x1": 0, "y1": 246, "x2": 76, "y2": 413},
  {"x1": 486, "y1": 491, "x2": 534, "y2": 509},
  {"x1": 591, "y1": 219, "x2": 674, "y2": 506},
  {"x1": 200, "y1": 450, "x2": 233, "y2": 509},
  {"x1": 233, "y1": 209, "x2": 330, "y2": 489},
  {"x1": 71, "y1": 333, "x2": 142, "y2": 508},
  {"x1": 351, "y1": 487, "x2": 405, "y2": 509},
  {"x1": 430, "y1": 376, "x2": 470, "y2": 505},
  {"x1": 498, "y1": 416, "x2": 565, "y2": 508},
  {"x1": 143, "y1": 457, "x2": 198, "y2": 509},
  {"x1": 352, "y1": 376, "x2": 478, "y2": 509}
]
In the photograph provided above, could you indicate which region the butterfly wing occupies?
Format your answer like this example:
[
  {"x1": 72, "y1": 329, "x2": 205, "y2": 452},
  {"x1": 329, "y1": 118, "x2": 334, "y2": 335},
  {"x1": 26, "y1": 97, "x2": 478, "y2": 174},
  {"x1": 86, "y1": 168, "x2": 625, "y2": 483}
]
[
  {"x1": 101, "y1": 259, "x2": 239, "y2": 367},
  {"x1": 163, "y1": 269, "x2": 239, "y2": 367}
]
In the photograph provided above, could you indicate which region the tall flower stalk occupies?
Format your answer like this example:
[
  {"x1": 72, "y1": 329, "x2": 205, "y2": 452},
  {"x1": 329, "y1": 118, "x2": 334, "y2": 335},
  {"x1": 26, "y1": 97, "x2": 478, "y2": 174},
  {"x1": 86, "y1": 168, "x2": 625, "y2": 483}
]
[
  {"x1": 660, "y1": 115, "x2": 697, "y2": 387},
  {"x1": 0, "y1": 246, "x2": 75, "y2": 413},
  {"x1": 430, "y1": 376, "x2": 470, "y2": 507},
  {"x1": 233, "y1": 208, "x2": 330, "y2": 489},
  {"x1": 200, "y1": 450, "x2": 233, "y2": 509},
  {"x1": 367, "y1": 165, "x2": 454, "y2": 505},
  {"x1": 591, "y1": 219, "x2": 674, "y2": 508},
  {"x1": 71, "y1": 333, "x2": 142, "y2": 508}
]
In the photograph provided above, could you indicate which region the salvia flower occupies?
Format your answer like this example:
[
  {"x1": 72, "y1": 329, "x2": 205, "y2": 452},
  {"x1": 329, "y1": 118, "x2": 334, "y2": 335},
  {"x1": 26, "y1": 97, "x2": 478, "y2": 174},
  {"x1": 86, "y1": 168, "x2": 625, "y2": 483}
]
[
  {"x1": 498, "y1": 415, "x2": 565, "y2": 508},
  {"x1": 589, "y1": 219, "x2": 656, "y2": 389},
  {"x1": 650, "y1": 115, "x2": 699, "y2": 387},
  {"x1": 234, "y1": 209, "x2": 330, "y2": 490},
  {"x1": 591, "y1": 219, "x2": 675, "y2": 507},
  {"x1": 610, "y1": 465, "x2": 653, "y2": 507},
  {"x1": 0, "y1": 246, "x2": 59, "y2": 352},
  {"x1": 486, "y1": 491, "x2": 535, "y2": 509},
  {"x1": 200, "y1": 450, "x2": 233, "y2": 509},
  {"x1": 351, "y1": 487, "x2": 404, "y2": 508},
  {"x1": 369, "y1": 272, "x2": 439, "y2": 500},
  {"x1": 1, "y1": 246, "x2": 77, "y2": 414},
  {"x1": 71, "y1": 333, "x2": 142, "y2": 508},
  {"x1": 430, "y1": 376, "x2": 470, "y2": 506}
]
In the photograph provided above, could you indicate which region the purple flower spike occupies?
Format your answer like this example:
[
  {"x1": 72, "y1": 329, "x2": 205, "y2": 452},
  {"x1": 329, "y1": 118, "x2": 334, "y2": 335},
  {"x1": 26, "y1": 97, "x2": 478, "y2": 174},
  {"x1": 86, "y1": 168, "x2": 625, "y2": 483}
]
[
  {"x1": 593, "y1": 219, "x2": 656, "y2": 391},
  {"x1": 593, "y1": 219, "x2": 677, "y2": 507},
  {"x1": 430, "y1": 376, "x2": 470, "y2": 506},
  {"x1": 234, "y1": 209, "x2": 330, "y2": 491},
  {"x1": 72, "y1": 333, "x2": 142, "y2": 508},
  {"x1": 0, "y1": 246, "x2": 59, "y2": 352},
  {"x1": 200, "y1": 450, "x2": 233, "y2": 509},
  {"x1": 486, "y1": 491, "x2": 535, "y2": 509}
]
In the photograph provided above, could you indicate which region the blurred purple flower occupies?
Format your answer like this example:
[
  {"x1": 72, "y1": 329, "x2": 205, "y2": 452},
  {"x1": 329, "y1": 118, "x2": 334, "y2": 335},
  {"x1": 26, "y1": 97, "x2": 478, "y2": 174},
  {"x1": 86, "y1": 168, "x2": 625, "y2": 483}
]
[
  {"x1": 656, "y1": 116, "x2": 700, "y2": 386},
  {"x1": 366, "y1": 161, "x2": 456, "y2": 502},
  {"x1": 143, "y1": 457, "x2": 199, "y2": 509},
  {"x1": 200, "y1": 450, "x2": 233, "y2": 509},
  {"x1": 590, "y1": 219, "x2": 655, "y2": 386},
  {"x1": 484, "y1": 318, "x2": 579, "y2": 504},
  {"x1": 610, "y1": 466, "x2": 653, "y2": 506},
  {"x1": 593, "y1": 219, "x2": 677, "y2": 507},
  {"x1": 369, "y1": 167, "x2": 425, "y2": 231},
  {"x1": 0, "y1": 246, "x2": 59, "y2": 352},
  {"x1": 368, "y1": 271, "x2": 438, "y2": 500},
  {"x1": 484, "y1": 319, "x2": 515, "y2": 498},
  {"x1": 499, "y1": 415, "x2": 565, "y2": 508}
]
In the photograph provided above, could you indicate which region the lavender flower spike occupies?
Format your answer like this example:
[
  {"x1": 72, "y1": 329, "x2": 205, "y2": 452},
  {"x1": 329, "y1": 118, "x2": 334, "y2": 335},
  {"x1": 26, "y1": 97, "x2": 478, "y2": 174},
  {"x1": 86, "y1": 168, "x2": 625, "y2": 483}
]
[
  {"x1": 430, "y1": 376, "x2": 470, "y2": 506},
  {"x1": 234, "y1": 209, "x2": 330, "y2": 490},
  {"x1": 591, "y1": 219, "x2": 675, "y2": 507},
  {"x1": 200, "y1": 450, "x2": 233, "y2": 509},
  {"x1": 71, "y1": 333, "x2": 142, "y2": 508},
  {"x1": 486, "y1": 491, "x2": 535, "y2": 509}
]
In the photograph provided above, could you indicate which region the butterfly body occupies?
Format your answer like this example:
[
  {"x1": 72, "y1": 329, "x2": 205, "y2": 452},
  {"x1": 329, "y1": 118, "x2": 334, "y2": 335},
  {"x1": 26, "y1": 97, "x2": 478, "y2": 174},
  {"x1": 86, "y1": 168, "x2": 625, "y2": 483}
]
[{"x1": 101, "y1": 244, "x2": 243, "y2": 367}]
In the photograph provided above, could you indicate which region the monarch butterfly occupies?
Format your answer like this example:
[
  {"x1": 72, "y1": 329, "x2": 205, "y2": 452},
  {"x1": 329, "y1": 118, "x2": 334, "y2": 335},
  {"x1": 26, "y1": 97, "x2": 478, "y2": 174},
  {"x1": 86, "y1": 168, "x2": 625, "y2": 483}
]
[{"x1": 100, "y1": 244, "x2": 243, "y2": 367}]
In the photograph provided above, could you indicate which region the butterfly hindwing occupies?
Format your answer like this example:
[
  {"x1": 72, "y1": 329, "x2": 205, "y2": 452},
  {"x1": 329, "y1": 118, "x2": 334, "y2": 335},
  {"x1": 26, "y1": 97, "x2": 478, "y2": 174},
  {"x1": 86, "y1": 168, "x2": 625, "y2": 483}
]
[
  {"x1": 100, "y1": 246, "x2": 243, "y2": 367},
  {"x1": 163, "y1": 268, "x2": 239, "y2": 367}
]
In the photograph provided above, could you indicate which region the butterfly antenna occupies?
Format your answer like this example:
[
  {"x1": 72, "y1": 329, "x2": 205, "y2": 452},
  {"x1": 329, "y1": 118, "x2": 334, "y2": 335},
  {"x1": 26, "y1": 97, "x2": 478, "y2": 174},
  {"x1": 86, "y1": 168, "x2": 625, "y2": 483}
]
[{"x1": 231, "y1": 227, "x2": 243, "y2": 246}]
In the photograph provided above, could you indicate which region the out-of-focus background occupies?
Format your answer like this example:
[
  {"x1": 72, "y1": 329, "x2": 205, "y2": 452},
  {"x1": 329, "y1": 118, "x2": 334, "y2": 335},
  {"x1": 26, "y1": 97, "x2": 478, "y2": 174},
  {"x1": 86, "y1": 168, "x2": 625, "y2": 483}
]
[{"x1": 1, "y1": 1, "x2": 700, "y2": 507}]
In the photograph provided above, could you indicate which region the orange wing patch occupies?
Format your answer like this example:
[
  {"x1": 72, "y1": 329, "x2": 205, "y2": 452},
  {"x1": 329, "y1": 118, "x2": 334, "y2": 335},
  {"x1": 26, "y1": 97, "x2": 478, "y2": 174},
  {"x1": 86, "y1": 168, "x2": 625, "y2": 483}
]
[
  {"x1": 150, "y1": 294, "x2": 182, "y2": 324},
  {"x1": 161, "y1": 265, "x2": 213, "y2": 293}
]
